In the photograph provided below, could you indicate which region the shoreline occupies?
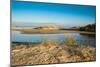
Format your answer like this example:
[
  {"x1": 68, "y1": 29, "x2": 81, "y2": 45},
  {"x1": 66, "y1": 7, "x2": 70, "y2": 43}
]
[
  {"x1": 12, "y1": 29, "x2": 96, "y2": 34},
  {"x1": 12, "y1": 42, "x2": 41, "y2": 45}
]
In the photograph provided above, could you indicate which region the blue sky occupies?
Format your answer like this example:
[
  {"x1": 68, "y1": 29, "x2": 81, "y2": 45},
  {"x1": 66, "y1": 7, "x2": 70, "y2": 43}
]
[{"x1": 12, "y1": 0, "x2": 96, "y2": 27}]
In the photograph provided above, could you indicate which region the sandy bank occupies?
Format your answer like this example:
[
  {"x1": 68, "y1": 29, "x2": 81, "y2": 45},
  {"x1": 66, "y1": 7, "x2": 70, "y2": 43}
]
[{"x1": 12, "y1": 28, "x2": 96, "y2": 34}]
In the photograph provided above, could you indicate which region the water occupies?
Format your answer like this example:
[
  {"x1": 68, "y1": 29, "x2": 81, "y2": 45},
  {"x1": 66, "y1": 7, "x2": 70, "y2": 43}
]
[{"x1": 11, "y1": 31, "x2": 96, "y2": 47}]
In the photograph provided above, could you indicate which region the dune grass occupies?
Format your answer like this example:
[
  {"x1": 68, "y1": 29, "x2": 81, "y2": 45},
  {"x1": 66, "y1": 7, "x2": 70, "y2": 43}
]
[{"x1": 11, "y1": 36, "x2": 96, "y2": 66}]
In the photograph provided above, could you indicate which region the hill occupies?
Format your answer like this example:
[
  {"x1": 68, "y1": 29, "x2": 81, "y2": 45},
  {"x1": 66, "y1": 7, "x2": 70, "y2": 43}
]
[{"x1": 34, "y1": 24, "x2": 59, "y2": 30}]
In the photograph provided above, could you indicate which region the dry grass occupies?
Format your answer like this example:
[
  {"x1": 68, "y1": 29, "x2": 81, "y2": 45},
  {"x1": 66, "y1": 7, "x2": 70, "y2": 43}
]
[
  {"x1": 11, "y1": 37, "x2": 96, "y2": 66},
  {"x1": 65, "y1": 36, "x2": 76, "y2": 46}
]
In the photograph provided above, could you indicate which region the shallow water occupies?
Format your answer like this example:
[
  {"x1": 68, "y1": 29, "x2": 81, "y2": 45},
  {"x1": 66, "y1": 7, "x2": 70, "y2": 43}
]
[{"x1": 11, "y1": 31, "x2": 96, "y2": 47}]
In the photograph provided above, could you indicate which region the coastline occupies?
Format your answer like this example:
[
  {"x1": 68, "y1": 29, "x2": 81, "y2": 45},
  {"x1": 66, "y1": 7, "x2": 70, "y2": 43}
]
[
  {"x1": 12, "y1": 28, "x2": 96, "y2": 34},
  {"x1": 11, "y1": 28, "x2": 96, "y2": 66}
]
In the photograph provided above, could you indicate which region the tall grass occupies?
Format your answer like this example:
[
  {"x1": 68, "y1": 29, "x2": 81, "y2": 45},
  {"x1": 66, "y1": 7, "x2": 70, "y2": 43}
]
[{"x1": 65, "y1": 36, "x2": 75, "y2": 46}]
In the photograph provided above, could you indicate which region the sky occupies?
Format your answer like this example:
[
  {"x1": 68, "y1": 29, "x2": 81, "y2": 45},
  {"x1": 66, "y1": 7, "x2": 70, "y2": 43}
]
[{"x1": 12, "y1": 0, "x2": 96, "y2": 27}]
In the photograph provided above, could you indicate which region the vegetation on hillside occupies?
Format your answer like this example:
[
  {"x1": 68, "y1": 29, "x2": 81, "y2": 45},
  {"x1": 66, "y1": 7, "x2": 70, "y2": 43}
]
[
  {"x1": 33, "y1": 25, "x2": 59, "y2": 30},
  {"x1": 79, "y1": 23, "x2": 96, "y2": 32}
]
